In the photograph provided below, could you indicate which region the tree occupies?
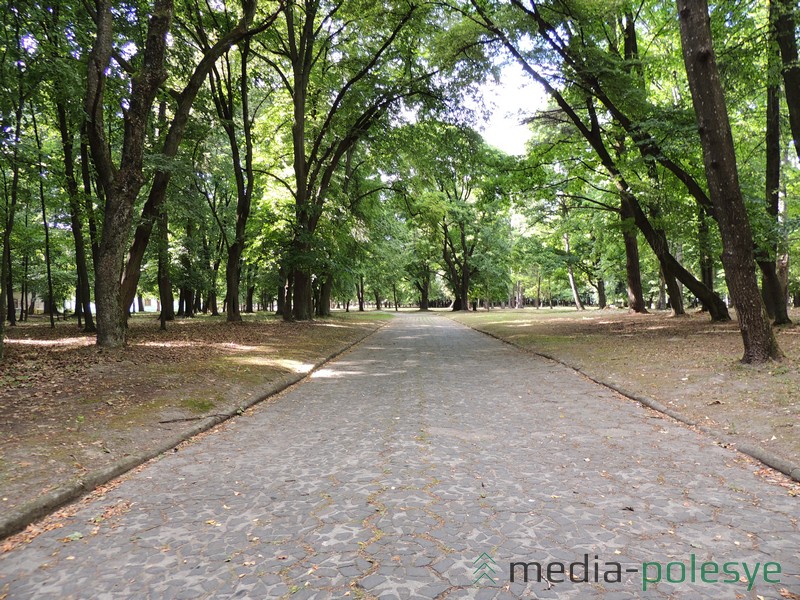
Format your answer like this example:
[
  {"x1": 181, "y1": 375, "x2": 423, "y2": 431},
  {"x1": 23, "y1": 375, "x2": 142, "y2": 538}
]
[
  {"x1": 84, "y1": 0, "x2": 173, "y2": 347},
  {"x1": 464, "y1": 0, "x2": 731, "y2": 320},
  {"x1": 677, "y1": 0, "x2": 781, "y2": 362},
  {"x1": 259, "y1": 0, "x2": 434, "y2": 320},
  {"x1": 117, "y1": 0, "x2": 277, "y2": 315}
]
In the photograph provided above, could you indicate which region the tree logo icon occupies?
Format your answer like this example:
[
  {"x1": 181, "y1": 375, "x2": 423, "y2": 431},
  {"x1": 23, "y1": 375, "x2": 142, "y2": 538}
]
[{"x1": 473, "y1": 552, "x2": 498, "y2": 584}]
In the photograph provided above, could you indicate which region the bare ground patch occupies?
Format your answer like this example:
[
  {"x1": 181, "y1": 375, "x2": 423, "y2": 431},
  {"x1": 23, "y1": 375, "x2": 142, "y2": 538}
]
[
  {"x1": 0, "y1": 311, "x2": 388, "y2": 522},
  {"x1": 449, "y1": 307, "x2": 800, "y2": 470}
]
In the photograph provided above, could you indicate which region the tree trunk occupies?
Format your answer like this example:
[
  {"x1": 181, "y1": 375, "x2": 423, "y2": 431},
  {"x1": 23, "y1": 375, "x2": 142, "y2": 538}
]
[
  {"x1": 137, "y1": 293, "x2": 145, "y2": 313},
  {"x1": 563, "y1": 232, "x2": 585, "y2": 311},
  {"x1": 419, "y1": 286, "x2": 429, "y2": 311},
  {"x1": 292, "y1": 268, "x2": 313, "y2": 320},
  {"x1": 226, "y1": 243, "x2": 243, "y2": 322},
  {"x1": 318, "y1": 275, "x2": 333, "y2": 317},
  {"x1": 760, "y1": 7, "x2": 792, "y2": 326},
  {"x1": 32, "y1": 109, "x2": 55, "y2": 328},
  {"x1": 184, "y1": 289, "x2": 195, "y2": 317},
  {"x1": 157, "y1": 209, "x2": 174, "y2": 322},
  {"x1": 245, "y1": 284, "x2": 255, "y2": 313},
  {"x1": 619, "y1": 204, "x2": 647, "y2": 313},
  {"x1": 774, "y1": 0, "x2": 800, "y2": 161},
  {"x1": 678, "y1": 0, "x2": 781, "y2": 362},
  {"x1": 596, "y1": 277, "x2": 607, "y2": 309},
  {"x1": 357, "y1": 275, "x2": 365, "y2": 312},
  {"x1": 85, "y1": 0, "x2": 173, "y2": 348},
  {"x1": 56, "y1": 103, "x2": 95, "y2": 332},
  {"x1": 698, "y1": 208, "x2": 715, "y2": 313},
  {"x1": 79, "y1": 131, "x2": 99, "y2": 270}
]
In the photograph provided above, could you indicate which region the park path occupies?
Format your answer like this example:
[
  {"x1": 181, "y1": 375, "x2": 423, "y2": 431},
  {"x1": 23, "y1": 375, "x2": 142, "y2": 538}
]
[{"x1": 0, "y1": 313, "x2": 797, "y2": 599}]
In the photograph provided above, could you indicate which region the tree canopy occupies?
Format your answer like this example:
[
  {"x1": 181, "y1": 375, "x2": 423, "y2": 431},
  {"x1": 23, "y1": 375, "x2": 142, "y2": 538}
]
[{"x1": 1, "y1": 0, "x2": 798, "y2": 363}]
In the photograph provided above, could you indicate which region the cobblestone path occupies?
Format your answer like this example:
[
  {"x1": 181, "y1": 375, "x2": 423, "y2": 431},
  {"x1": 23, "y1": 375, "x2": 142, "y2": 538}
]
[{"x1": 0, "y1": 313, "x2": 797, "y2": 599}]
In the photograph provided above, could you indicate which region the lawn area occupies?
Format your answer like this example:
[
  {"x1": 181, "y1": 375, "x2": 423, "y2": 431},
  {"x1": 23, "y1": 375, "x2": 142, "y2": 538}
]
[
  {"x1": 449, "y1": 307, "x2": 800, "y2": 471},
  {"x1": 0, "y1": 310, "x2": 389, "y2": 534}
]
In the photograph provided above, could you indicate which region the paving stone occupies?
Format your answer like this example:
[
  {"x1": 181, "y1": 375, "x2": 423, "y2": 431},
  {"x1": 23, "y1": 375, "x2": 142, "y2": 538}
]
[{"x1": 0, "y1": 313, "x2": 797, "y2": 599}]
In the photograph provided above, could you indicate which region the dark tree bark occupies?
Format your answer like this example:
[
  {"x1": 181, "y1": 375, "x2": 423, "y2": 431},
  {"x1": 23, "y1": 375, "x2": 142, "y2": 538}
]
[
  {"x1": 79, "y1": 128, "x2": 99, "y2": 271},
  {"x1": 85, "y1": 0, "x2": 173, "y2": 347},
  {"x1": 56, "y1": 103, "x2": 95, "y2": 332},
  {"x1": 414, "y1": 266, "x2": 430, "y2": 310},
  {"x1": 619, "y1": 202, "x2": 647, "y2": 313},
  {"x1": 118, "y1": 5, "x2": 273, "y2": 311},
  {"x1": 31, "y1": 108, "x2": 55, "y2": 328},
  {"x1": 596, "y1": 277, "x2": 607, "y2": 309},
  {"x1": 157, "y1": 209, "x2": 174, "y2": 323},
  {"x1": 760, "y1": 2, "x2": 792, "y2": 325},
  {"x1": 698, "y1": 209, "x2": 715, "y2": 309},
  {"x1": 677, "y1": 0, "x2": 781, "y2": 362},
  {"x1": 357, "y1": 275, "x2": 365, "y2": 312},
  {"x1": 317, "y1": 275, "x2": 333, "y2": 317},
  {"x1": 207, "y1": 41, "x2": 257, "y2": 323},
  {"x1": 245, "y1": 284, "x2": 255, "y2": 313},
  {"x1": 774, "y1": 0, "x2": 800, "y2": 161},
  {"x1": 1, "y1": 20, "x2": 24, "y2": 343}
]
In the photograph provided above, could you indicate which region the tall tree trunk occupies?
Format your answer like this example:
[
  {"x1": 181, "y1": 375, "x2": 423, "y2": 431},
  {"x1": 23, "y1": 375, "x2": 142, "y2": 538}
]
[
  {"x1": 596, "y1": 277, "x2": 607, "y2": 309},
  {"x1": 157, "y1": 209, "x2": 174, "y2": 322},
  {"x1": 245, "y1": 283, "x2": 255, "y2": 313},
  {"x1": 283, "y1": 270, "x2": 294, "y2": 321},
  {"x1": 5, "y1": 255, "x2": 15, "y2": 326},
  {"x1": 85, "y1": 0, "x2": 173, "y2": 347},
  {"x1": 678, "y1": 0, "x2": 781, "y2": 362},
  {"x1": 1, "y1": 14, "x2": 28, "y2": 345},
  {"x1": 619, "y1": 203, "x2": 647, "y2": 313},
  {"x1": 318, "y1": 275, "x2": 333, "y2": 317},
  {"x1": 760, "y1": 3, "x2": 792, "y2": 325},
  {"x1": 276, "y1": 263, "x2": 287, "y2": 317},
  {"x1": 31, "y1": 109, "x2": 55, "y2": 328},
  {"x1": 563, "y1": 232, "x2": 585, "y2": 310},
  {"x1": 56, "y1": 104, "x2": 95, "y2": 332},
  {"x1": 774, "y1": 0, "x2": 800, "y2": 161},
  {"x1": 357, "y1": 274, "x2": 365, "y2": 312},
  {"x1": 698, "y1": 208, "x2": 715, "y2": 313},
  {"x1": 119, "y1": 5, "x2": 272, "y2": 310},
  {"x1": 292, "y1": 267, "x2": 313, "y2": 320},
  {"x1": 418, "y1": 274, "x2": 430, "y2": 311},
  {"x1": 79, "y1": 129, "x2": 99, "y2": 270}
]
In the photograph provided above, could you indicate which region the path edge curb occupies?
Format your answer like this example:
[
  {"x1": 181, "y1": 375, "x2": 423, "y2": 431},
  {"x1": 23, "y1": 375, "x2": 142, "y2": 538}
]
[
  {"x1": 0, "y1": 318, "x2": 389, "y2": 541},
  {"x1": 454, "y1": 317, "x2": 800, "y2": 484}
]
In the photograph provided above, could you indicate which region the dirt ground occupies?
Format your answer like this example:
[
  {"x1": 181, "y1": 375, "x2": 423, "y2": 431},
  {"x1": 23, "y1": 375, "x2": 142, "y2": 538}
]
[
  {"x1": 0, "y1": 311, "x2": 388, "y2": 524},
  {"x1": 450, "y1": 307, "x2": 800, "y2": 471},
  {"x1": 2, "y1": 306, "x2": 798, "y2": 541}
]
